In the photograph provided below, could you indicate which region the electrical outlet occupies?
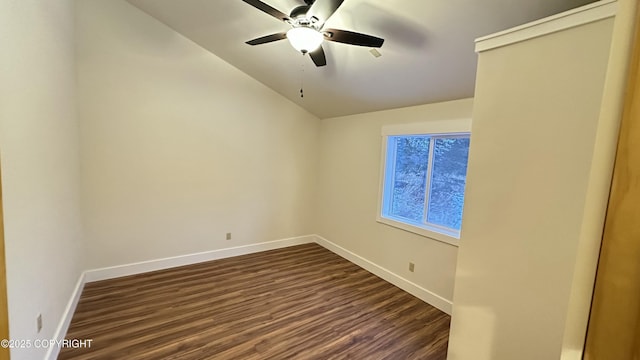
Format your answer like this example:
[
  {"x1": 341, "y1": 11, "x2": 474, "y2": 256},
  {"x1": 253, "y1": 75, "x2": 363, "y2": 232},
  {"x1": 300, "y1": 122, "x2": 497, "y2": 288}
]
[
  {"x1": 37, "y1": 314, "x2": 42, "y2": 333},
  {"x1": 409, "y1": 262, "x2": 415, "y2": 272},
  {"x1": 226, "y1": 232, "x2": 232, "y2": 240}
]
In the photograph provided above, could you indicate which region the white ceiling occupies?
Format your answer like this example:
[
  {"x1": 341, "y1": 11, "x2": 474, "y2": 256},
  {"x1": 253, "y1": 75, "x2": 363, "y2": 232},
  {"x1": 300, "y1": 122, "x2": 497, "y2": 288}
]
[{"x1": 126, "y1": 0, "x2": 596, "y2": 118}]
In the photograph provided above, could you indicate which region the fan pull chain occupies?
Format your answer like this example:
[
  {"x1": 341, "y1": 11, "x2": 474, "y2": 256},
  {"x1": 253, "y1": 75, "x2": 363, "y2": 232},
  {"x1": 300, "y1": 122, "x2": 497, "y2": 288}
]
[{"x1": 300, "y1": 54, "x2": 305, "y2": 98}]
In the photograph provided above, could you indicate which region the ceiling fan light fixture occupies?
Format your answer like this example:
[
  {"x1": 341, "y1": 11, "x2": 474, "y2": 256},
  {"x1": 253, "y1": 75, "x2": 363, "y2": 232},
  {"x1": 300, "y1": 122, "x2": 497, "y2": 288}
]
[{"x1": 286, "y1": 27, "x2": 323, "y2": 53}]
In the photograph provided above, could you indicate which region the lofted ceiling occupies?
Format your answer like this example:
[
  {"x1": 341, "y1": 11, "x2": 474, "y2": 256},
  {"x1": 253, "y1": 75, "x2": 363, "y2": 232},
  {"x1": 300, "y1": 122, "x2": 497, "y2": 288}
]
[{"x1": 126, "y1": 0, "x2": 597, "y2": 119}]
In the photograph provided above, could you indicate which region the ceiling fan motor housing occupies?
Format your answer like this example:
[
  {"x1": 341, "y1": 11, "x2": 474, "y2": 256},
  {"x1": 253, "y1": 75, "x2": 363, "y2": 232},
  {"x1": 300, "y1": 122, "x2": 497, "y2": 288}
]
[{"x1": 289, "y1": 5, "x2": 310, "y2": 19}]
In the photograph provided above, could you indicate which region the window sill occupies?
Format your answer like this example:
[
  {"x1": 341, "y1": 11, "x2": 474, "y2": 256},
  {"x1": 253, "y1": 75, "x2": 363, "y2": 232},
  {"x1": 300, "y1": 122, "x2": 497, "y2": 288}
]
[{"x1": 376, "y1": 216, "x2": 460, "y2": 247}]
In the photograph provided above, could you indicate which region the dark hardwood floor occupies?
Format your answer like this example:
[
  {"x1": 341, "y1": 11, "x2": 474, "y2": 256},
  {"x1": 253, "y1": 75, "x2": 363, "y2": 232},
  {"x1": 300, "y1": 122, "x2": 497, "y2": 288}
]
[{"x1": 59, "y1": 243, "x2": 450, "y2": 359}]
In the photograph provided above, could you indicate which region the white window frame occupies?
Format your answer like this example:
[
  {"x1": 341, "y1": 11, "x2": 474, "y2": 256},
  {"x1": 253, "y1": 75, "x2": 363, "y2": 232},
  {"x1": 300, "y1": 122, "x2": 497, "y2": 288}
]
[{"x1": 377, "y1": 119, "x2": 472, "y2": 246}]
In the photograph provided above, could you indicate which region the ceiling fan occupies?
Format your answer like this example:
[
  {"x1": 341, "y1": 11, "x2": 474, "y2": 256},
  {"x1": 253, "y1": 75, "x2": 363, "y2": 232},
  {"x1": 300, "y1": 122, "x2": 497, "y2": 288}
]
[{"x1": 241, "y1": 0, "x2": 384, "y2": 67}]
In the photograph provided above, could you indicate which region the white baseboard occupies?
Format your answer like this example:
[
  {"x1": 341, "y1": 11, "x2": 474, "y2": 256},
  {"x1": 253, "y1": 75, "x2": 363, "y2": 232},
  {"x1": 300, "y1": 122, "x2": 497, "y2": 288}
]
[
  {"x1": 45, "y1": 272, "x2": 85, "y2": 360},
  {"x1": 313, "y1": 235, "x2": 453, "y2": 315},
  {"x1": 84, "y1": 235, "x2": 316, "y2": 282}
]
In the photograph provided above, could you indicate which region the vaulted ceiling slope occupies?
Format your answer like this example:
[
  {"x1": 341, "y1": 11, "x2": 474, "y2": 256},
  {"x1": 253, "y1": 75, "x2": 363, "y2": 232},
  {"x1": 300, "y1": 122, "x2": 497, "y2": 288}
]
[{"x1": 127, "y1": 0, "x2": 597, "y2": 119}]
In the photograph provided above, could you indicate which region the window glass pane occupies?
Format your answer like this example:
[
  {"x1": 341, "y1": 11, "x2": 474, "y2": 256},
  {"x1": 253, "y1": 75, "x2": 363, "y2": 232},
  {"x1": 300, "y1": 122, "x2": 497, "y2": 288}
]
[
  {"x1": 390, "y1": 136, "x2": 430, "y2": 222},
  {"x1": 427, "y1": 137, "x2": 470, "y2": 230}
]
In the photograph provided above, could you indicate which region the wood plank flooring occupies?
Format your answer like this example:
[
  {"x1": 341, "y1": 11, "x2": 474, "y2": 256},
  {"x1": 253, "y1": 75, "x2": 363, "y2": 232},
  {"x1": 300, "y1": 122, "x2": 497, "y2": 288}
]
[{"x1": 59, "y1": 243, "x2": 450, "y2": 359}]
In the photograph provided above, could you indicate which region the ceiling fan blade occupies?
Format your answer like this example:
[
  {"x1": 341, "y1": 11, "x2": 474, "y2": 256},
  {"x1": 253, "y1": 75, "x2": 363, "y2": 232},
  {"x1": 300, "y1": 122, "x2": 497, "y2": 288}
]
[
  {"x1": 307, "y1": 0, "x2": 344, "y2": 27},
  {"x1": 246, "y1": 32, "x2": 288, "y2": 45},
  {"x1": 241, "y1": 0, "x2": 290, "y2": 22},
  {"x1": 309, "y1": 46, "x2": 327, "y2": 67},
  {"x1": 323, "y1": 29, "x2": 384, "y2": 48}
]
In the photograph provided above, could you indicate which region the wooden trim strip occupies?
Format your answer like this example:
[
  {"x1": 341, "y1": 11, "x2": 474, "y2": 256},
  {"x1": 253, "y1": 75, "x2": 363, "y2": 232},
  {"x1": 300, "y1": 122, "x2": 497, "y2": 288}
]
[
  {"x1": 584, "y1": 2, "x2": 640, "y2": 358},
  {"x1": 0, "y1": 161, "x2": 10, "y2": 359}
]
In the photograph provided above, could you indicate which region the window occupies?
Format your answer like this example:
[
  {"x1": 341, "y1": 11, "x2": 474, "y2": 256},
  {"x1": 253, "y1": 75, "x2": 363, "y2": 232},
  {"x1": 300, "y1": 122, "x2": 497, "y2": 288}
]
[{"x1": 377, "y1": 120, "x2": 471, "y2": 245}]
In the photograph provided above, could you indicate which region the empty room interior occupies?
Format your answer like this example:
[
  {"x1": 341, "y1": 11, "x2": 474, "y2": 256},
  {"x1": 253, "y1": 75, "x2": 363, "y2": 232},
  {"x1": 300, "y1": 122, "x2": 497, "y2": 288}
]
[{"x1": 1, "y1": 0, "x2": 639, "y2": 359}]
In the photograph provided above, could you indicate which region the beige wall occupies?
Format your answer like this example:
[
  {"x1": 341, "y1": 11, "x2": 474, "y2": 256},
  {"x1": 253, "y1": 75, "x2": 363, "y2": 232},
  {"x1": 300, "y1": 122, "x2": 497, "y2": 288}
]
[
  {"x1": 448, "y1": 17, "x2": 615, "y2": 360},
  {"x1": 76, "y1": 0, "x2": 320, "y2": 269},
  {"x1": 316, "y1": 98, "x2": 474, "y2": 307},
  {"x1": 0, "y1": 1, "x2": 84, "y2": 360}
]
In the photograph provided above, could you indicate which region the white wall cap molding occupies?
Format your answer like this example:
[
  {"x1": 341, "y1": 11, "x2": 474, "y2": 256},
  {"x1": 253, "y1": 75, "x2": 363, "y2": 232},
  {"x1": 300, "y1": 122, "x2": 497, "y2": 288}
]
[{"x1": 475, "y1": 0, "x2": 617, "y2": 53}]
